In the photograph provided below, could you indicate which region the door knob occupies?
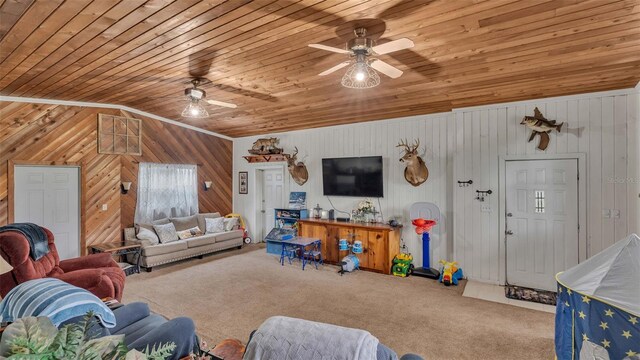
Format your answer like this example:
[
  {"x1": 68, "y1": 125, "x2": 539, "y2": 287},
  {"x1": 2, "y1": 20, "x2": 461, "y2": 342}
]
[
  {"x1": 506, "y1": 212, "x2": 513, "y2": 217},
  {"x1": 505, "y1": 230, "x2": 513, "y2": 235},
  {"x1": 261, "y1": 210, "x2": 265, "y2": 213}
]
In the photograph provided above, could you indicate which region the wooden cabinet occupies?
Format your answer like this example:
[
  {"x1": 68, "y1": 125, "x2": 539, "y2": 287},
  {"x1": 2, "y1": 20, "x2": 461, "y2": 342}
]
[{"x1": 298, "y1": 219, "x2": 401, "y2": 274}]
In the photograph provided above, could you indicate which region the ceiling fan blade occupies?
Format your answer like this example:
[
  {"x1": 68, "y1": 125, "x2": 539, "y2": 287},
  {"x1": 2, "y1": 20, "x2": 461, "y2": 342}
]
[
  {"x1": 308, "y1": 43, "x2": 350, "y2": 54},
  {"x1": 319, "y1": 61, "x2": 350, "y2": 76},
  {"x1": 370, "y1": 59, "x2": 403, "y2": 79},
  {"x1": 206, "y1": 99, "x2": 237, "y2": 108},
  {"x1": 372, "y1": 38, "x2": 414, "y2": 55}
]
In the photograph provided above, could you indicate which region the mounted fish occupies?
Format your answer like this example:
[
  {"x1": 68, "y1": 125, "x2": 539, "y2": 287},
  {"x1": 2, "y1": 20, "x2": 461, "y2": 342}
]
[
  {"x1": 397, "y1": 139, "x2": 429, "y2": 187},
  {"x1": 284, "y1": 147, "x2": 309, "y2": 186},
  {"x1": 520, "y1": 107, "x2": 564, "y2": 151}
]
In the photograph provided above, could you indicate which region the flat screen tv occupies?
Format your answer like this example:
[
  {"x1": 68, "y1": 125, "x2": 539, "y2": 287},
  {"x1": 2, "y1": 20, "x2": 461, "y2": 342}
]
[{"x1": 322, "y1": 156, "x2": 383, "y2": 197}]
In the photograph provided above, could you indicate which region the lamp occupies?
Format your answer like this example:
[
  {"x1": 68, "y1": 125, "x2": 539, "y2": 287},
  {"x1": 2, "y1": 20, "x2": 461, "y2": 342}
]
[
  {"x1": 182, "y1": 99, "x2": 209, "y2": 118},
  {"x1": 0, "y1": 255, "x2": 12, "y2": 275},
  {"x1": 203, "y1": 181, "x2": 213, "y2": 191},
  {"x1": 121, "y1": 181, "x2": 132, "y2": 194},
  {"x1": 341, "y1": 54, "x2": 380, "y2": 89}
]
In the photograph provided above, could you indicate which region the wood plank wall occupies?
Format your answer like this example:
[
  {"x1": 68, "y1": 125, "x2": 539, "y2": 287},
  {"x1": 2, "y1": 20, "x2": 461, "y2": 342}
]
[{"x1": 0, "y1": 101, "x2": 232, "y2": 252}]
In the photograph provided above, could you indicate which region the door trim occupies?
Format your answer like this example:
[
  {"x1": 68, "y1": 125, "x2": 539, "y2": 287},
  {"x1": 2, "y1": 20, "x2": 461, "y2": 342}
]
[
  {"x1": 8, "y1": 160, "x2": 86, "y2": 255},
  {"x1": 498, "y1": 153, "x2": 586, "y2": 286},
  {"x1": 252, "y1": 164, "x2": 287, "y2": 242}
]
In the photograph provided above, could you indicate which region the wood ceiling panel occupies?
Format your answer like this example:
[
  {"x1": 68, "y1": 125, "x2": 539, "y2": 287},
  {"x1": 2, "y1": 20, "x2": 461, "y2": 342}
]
[{"x1": 1, "y1": 0, "x2": 638, "y2": 138}]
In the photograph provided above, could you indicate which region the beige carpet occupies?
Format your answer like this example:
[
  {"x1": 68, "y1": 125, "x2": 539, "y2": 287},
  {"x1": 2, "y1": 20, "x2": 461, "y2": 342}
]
[{"x1": 123, "y1": 245, "x2": 555, "y2": 359}]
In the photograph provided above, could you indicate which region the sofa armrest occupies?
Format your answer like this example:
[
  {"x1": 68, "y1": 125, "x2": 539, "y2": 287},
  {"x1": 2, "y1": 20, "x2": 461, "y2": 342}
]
[
  {"x1": 124, "y1": 228, "x2": 137, "y2": 242},
  {"x1": 59, "y1": 253, "x2": 118, "y2": 272},
  {"x1": 52, "y1": 268, "x2": 107, "y2": 288}
]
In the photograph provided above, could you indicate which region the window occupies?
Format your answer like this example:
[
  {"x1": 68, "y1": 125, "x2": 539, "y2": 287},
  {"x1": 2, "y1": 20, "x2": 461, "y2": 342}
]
[
  {"x1": 534, "y1": 190, "x2": 545, "y2": 213},
  {"x1": 134, "y1": 163, "x2": 198, "y2": 224}
]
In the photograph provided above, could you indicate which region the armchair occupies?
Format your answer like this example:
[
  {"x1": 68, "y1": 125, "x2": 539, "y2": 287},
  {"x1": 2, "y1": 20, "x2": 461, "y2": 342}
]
[{"x1": 0, "y1": 227, "x2": 125, "y2": 301}]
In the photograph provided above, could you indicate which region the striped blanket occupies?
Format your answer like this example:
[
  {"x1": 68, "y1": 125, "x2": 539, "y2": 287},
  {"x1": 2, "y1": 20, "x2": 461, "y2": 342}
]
[{"x1": 0, "y1": 278, "x2": 116, "y2": 328}]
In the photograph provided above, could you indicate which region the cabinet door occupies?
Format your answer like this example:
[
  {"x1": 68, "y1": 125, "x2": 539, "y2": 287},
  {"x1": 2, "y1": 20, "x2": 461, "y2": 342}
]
[
  {"x1": 353, "y1": 228, "x2": 369, "y2": 269},
  {"x1": 300, "y1": 223, "x2": 328, "y2": 257},
  {"x1": 325, "y1": 226, "x2": 343, "y2": 263},
  {"x1": 367, "y1": 231, "x2": 387, "y2": 272}
]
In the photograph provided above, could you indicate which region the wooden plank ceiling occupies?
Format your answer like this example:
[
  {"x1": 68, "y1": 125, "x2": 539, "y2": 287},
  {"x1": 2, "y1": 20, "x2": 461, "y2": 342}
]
[{"x1": 0, "y1": 0, "x2": 639, "y2": 138}]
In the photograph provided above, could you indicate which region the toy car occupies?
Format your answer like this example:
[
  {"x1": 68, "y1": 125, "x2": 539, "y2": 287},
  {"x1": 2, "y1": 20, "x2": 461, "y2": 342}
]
[{"x1": 392, "y1": 253, "x2": 414, "y2": 277}]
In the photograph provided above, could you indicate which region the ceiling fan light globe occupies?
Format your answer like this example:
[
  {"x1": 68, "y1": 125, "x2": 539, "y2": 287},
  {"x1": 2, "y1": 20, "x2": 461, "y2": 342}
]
[
  {"x1": 182, "y1": 100, "x2": 209, "y2": 118},
  {"x1": 341, "y1": 62, "x2": 380, "y2": 89}
]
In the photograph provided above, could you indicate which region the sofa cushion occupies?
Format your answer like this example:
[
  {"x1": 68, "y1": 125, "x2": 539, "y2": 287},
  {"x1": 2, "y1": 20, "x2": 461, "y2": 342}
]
[
  {"x1": 170, "y1": 215, "x2": 199, "y2": 232},
  {"x1": 224, "y1": 217, "x2": 239, "y2": 231},
  {"x1": 153, "y1": 223, "x2": 179, "y2": 243},
  {"x1": 197, "y1": 212, "x2": 221, "y2": 232},
  {"x1": 136, "y1": 218, "x2": 170, "y2": 235},
  {"x1": 177, "y1": 226, "x2": 203, "y2": 240},
  {"x1": 205, "y1": 217, "x2": 225, "y2": 234},
  {"x1": 214, "y1": 230, "x2": 244, "y2": 243},
  {"x1": 141, "y1": 241, "x2": 188, "y2": 257},
  {"x1": 185, "y1": 234, "x2": 217, "y2": 248},
  {"x1": 136, "y1": 227, "x2": 159, "y2": 245}
]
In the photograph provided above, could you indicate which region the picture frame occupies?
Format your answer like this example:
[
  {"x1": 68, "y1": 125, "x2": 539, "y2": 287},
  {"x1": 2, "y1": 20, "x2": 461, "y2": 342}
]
[{"x1": 239, "y1": 171, "x2": 248, "y2": 194}]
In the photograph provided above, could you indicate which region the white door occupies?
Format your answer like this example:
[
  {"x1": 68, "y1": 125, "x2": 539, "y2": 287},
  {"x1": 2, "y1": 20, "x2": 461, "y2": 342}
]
[
  {"x1": 14, "y1": 166, "x2": 80, "y2": 260},
  {"x1": 505, "y1": 159, "x2": 579, "y2": 291},
  {"x1": 259, "y1": 168, "x2": 284, "y2": 240}
]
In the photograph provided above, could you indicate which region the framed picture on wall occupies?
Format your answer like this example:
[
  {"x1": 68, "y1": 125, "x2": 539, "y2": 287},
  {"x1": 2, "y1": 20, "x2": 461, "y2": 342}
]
[{"x1": 239, "y1": 171, "x2": 248, "y2": 194}]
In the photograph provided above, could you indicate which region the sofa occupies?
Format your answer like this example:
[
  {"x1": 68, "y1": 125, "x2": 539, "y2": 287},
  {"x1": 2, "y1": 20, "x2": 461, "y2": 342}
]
[
  {"x1": 125, "y1": 212, "x2": 244, "y2": 272},
  {"x1": 0, "y1": 226, "x2": 125, "y2": 301}
]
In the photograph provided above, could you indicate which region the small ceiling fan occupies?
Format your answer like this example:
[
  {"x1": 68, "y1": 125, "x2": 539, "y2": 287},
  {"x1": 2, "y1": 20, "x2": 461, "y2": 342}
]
[
  {"x1": 308, "y1": 27, "x2": 414, "y2": 88},
  {"x1": 182, "y1": 78, "x2": 237, "y2": 118}
]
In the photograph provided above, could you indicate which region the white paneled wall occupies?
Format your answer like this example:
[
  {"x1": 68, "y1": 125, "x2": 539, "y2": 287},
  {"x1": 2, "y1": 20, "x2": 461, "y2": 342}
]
[
  {"x1": 233, "y1": 87, "x2": 640, "y2": 283},
  {"x1": 453, "y1": 89, "x2": 639, "y2": 283},
  {"x1": 233, "y1": 113, "x2": 455, "y2": 267}
]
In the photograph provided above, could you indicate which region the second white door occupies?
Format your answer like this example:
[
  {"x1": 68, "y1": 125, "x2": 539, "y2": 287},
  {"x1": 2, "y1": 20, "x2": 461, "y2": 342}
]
[
  {"x1": 259, "y1": 168, "x2": 284, "y2": 240},
  {"x1": 505, "y1": 159, "x2": 579, "y2": 291},
  {"x1": 13, "y1": 165, "x2": 80, "y2": 260}
]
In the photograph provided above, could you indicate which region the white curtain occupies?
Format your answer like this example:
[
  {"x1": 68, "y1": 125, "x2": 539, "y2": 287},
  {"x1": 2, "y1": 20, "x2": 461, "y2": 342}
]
[{"x1": 134, "y1": 163, "x2": 198, "y2": 224}]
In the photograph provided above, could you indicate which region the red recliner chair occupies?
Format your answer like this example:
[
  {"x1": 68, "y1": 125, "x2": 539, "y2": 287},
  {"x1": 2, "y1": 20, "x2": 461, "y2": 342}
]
[{"x1": 0, "y1": 227, "x2": 125, "y2": 301}]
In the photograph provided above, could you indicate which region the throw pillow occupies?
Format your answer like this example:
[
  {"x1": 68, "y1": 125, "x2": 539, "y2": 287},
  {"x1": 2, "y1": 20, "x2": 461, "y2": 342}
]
[
  {"x1": 170, "y1": 215, "x2": 199, "y2": 231},
  {"x1": 223, "y1": 217, "x2": 239, "y2": 232},
  {"x1": 205, "y1": 217, "x2": 225, "y2": 234},
  {"x1": 153, "y1": 223, "x2": 179, "y2": 243},
  {"x1": 177, "y1": 226, "x2": 203, "y2": 240},
  {"x1": 136, "y1": 226, "x2": 159, "y2": 245}
]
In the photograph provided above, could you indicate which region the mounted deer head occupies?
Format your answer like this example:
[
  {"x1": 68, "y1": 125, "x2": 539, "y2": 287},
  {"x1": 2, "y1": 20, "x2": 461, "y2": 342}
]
[
  {"x1": 284, "y1": 146, "x2": 309, "y2": 186},
  {"x1": 397, "y1": 138, "x2": 429, "y2": 186}
]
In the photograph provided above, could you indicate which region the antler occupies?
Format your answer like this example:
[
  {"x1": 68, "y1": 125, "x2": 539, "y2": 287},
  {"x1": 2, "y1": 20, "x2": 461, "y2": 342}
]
[
  {"x1": 396, "y1": 138, "x2": 410, "y2": 151},
  {"x1": 292, "y1": 146, "x2": 298, "y2": 158},
  {"x1": 412, "y1": 139, "x2": 420, "y2": 152}
]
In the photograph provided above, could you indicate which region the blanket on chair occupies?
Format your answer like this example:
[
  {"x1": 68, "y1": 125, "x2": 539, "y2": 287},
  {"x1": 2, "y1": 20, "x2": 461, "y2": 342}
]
[
  {"x1": 0, "y1": 223, "x2": 49, "y2": 260},
  {"x1": 243, "y1": 316, "x2": 380, "y2": 360},
  {"x1": 0, "y1": 278, "x2": 116, "y2": 328}
]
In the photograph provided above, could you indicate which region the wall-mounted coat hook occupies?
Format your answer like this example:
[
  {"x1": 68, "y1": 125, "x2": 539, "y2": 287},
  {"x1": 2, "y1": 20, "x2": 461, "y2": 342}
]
[
  {"x1": 475, "y1": 190, "x2": 492, "y2": 202},
  {"x1": 457, "y1": 180, "x2": 473, "y2": 187}
]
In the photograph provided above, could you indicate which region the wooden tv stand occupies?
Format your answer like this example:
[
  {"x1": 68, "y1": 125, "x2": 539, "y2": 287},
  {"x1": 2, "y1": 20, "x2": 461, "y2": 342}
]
[{"x1": 298, "y1": 219, "x2": 401, "y2": 274}]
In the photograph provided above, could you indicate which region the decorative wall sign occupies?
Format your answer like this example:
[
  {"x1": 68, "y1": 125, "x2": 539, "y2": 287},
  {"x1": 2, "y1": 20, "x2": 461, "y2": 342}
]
[
  {"x1": 520, "y1": 107, "x2": 564, "y2": 151},
  {"x1": 239, "y1": 171, "x2": 248, "y2": 194},
  {"x1": 98, "y1": 114, "x2": 142, "y2": 155}
]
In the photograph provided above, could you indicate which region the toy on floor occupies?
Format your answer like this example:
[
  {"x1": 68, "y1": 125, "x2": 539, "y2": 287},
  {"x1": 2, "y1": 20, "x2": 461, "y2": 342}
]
[
  {"x1": 225, "y1": 213, "x2": 252, "y2": 244},
  {"x1": 438, "y1": 260, "x2": 463, "y2": 286},
  {"x1": 392, "y1": 253, "x2": 414, "y2": 277},
  {"x1": 339, "y1": 254, "x2": 359, "y2": 275},
  {"x1": 410, "y1": 217, "x2": 440, "y2": 279}
]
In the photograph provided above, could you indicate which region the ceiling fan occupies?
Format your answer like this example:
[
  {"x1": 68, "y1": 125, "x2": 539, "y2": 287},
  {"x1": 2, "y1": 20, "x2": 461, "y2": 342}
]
[
  {"x1": 182, "y1": 78, "x2": 237, "y2": 118},
  {"x1": 308, "y1": 27, "x2": 414, "y2": 88}
]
